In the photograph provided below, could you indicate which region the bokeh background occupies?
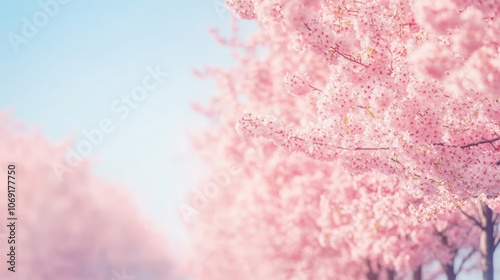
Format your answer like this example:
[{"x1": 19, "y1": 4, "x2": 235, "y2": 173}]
[
  {"x1": 0, "y1": 1, "x2": 256, "y2": 279},
  {"x1": 0, "y1": 0, "x2": 255, "y2": 252}
]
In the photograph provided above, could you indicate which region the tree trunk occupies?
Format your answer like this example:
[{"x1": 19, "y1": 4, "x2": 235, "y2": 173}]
[
  {"x1": 366, "y1": 259, "x2": 378, "y2": 280},
  {"x1": 366, "y1": 273, "x2": 377, "y2": 280},
  {"x1": 444, "y1": 264, "x2": 456, "y2": 280},
  {"x1": 387, "y1": 269, "x2": 396, "y2": 280},
  {"x1": 413, "y1": 266, "x2": 422, "y2": 280},
  {"x1": 479, "y1": 201, "x2": 495, "y2": 280}
]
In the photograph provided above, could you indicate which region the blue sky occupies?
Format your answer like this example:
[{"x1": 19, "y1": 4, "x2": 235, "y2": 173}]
[{"x1": 0, "y1": 0, "x2": 257, "y2": 250}]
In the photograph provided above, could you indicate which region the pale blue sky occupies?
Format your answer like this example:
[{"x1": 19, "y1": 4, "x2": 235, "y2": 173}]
[{"x1": 0, "y1": 0, "x2": 256, "y2": 251}]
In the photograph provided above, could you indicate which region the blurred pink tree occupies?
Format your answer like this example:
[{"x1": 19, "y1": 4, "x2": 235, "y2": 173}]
[
  {"x1": 187, "y1": 0, "x2": 500, "y2": 279},
  {"x1": 0, "y1": 113, "x2": 182, "y2": 280},
  {"x1": 187, "y1": 123, "x2": 480, "y2": 279}
]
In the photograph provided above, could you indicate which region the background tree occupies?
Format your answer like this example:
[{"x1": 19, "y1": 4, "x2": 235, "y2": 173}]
[{"x1": 0, "y1": 113, "x2": 183, "y2": 280}]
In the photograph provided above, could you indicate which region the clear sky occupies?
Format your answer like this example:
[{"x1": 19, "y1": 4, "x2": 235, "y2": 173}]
[{"x1": 0, "y1": 0, "x2": 256, "y2": 251}]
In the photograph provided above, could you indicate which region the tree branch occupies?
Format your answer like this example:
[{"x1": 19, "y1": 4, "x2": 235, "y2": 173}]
[
  {"x1": 434, "y1": 136, "x2": 500, "y2": 150},
  {"x1": 494, "y1": 234, "x2": 500, "y2": 249},
  {"x1": 458, "y1": 207, "x2": 482, "y2": 229},
  {"x1": 329, "y1": 43, "x2": 369, "y2": 68},
  {"x1": 290, "y1": 136, "x2": 390, "y2": 151},
  {"x1": 308, "y1": 84, "x2": 323, "y2": 92},
  {"x1": 456, "y1": 248, "x2": 477, "y2": 275},
  {"x1": 461, "y1": 137, "x2": 500, "y2": 149}
]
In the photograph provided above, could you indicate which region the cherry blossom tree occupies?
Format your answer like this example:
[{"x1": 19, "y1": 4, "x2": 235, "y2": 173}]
[
  {"x1": 188, "y1": 1, "x2": 500, "y2": 278},
  {"x1": 230, "y1": 0, "x2": 500, "y2": 210},
  {"x1": 197, "y1": 0, "x2": 500, "y2": 278},
  {"x1": 0, "y1": 113, "x2": 182, "y2": 280},
  {"x1": 186, "y1": 145, "x2": 359, "y2": 279},
  {"x1": 187, "y1": 124, "x2": 479, "y2": 279},
  {"x1": 317, "y1": 172, "x2": 480, "y2": 280}
]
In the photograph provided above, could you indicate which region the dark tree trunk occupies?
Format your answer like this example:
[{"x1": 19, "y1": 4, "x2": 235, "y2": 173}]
[
  {"x1": 413, "y1": 266, "x2": 422, "y2": 280},
  {"x1": 479, "y1": 201, "x2": 495, "y2": 280},
  {"x1": 366, "y1": 259, "x2": 378, "y2": 280},
  {"x1": 444, "y1": 264, "x2": 456, "y2": 280},
  {"x1": 366, "y1": 272, "x2": 377, "y2": 280},
  {"x1": 387, "y1": 269, "x2": 396, "y2": 280}
]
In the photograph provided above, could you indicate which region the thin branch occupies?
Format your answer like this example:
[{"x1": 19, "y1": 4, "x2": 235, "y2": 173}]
[
  {"x1": 354, "y1": 147, "x2": 390, "y2": 151},
  {"x1": 308, "y1": 84, "x2": 323, "y2": 92},
  {"x1": 458, "y1": 207, "x2": 482, "y2": 228},
  {"x1": 401, "y1": 22, "x2": 418, "y2": 27},
  {"x1": 434, "y1": 136, "x2": 500, "y2": 150},
  {"x1": 329, "y1": 43, "x2": 369, "y2": 68},
  {"x1": 433, "y1": 224, "x2": 449, "y2": 246},
  {"x1": 494, "y1": 234, "x2": 500, "y2": 249},
  {"x1": 333, "y1": 49, "x2": 369, "y2": 68},
  {"x1": 493, "y1": 213, "x2": 500, "y2": 249},
  {"x1": 460, "y1": 136, "x2": 500, "y2": 149},
  {"x1": 289, "y1": 135, "x2": 390, "y2": 151},
  {"x1": 433, "y1": 227, "x2": 459, "y2": 279},
  {"x1": 341, "y1": 3, "x2": 359, "y2": 14},
  {"x1": 391, "y1": 157, "x2": 405, "y2": 168},
  {"x1": 456, "y1": 248, "x2": 477, "y2": 274},
  {"x1": 243, "y1": 121, "x2": 499, "y2": 153},
  {"x1": 303, "y1": 22, "x2": 311, "y2": 31},
  {"x1": 334, "y1": 145, "x2": 389, "y2": 151}
]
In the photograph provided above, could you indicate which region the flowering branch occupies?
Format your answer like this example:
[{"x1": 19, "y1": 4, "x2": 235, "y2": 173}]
[
  {"x1": 329, "y1": 43, "x2": 369, "y2": 68},
  {"x1": 433, "y1": 136, "x2": 500, "y2": 150}
]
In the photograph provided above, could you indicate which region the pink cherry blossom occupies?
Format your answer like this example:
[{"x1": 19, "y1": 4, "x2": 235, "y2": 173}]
[
  {"x1": 188, "y1": 1, "x2": 500, "y2": 278},
  {"x1": 0, "y1": 113, "x2": 182, "y2": 280}
]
